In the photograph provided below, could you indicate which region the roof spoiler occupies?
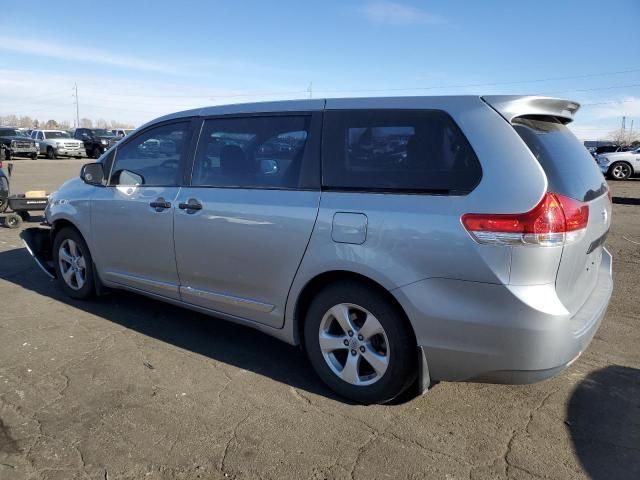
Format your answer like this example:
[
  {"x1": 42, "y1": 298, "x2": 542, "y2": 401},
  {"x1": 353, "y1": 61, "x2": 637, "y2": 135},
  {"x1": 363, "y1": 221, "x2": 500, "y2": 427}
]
[{"x1": 482, "y1": 95, "x2": 580, "y2": 124}]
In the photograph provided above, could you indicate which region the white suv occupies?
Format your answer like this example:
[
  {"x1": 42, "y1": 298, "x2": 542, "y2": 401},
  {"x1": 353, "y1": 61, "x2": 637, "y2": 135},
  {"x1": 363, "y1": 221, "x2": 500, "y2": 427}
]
[{"x1": 31, "y1": 130, "x2": 87, "y2": 159}]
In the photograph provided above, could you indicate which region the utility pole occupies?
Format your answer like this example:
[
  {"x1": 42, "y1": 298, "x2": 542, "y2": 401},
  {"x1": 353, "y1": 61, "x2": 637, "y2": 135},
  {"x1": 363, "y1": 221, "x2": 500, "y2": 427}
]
[
  {"x1": 307, "y1": 81, "x2": 313, "y2": 99},
  {"x1": 72, "y1": 83, "x2": 80, "y2": 128}
]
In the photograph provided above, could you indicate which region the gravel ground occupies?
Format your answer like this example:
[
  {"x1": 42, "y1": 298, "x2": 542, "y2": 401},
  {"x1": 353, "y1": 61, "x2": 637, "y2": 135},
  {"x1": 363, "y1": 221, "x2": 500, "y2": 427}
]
[{"x1": 0, "y1": 159, "x2": 638, "y2": 479}]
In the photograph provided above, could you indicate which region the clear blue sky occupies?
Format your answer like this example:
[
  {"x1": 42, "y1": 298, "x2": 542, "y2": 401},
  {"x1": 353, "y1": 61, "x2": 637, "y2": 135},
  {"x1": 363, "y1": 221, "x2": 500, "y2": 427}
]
[{"x1": 0, "y1": 0, "x2": 638, "y2": 139}]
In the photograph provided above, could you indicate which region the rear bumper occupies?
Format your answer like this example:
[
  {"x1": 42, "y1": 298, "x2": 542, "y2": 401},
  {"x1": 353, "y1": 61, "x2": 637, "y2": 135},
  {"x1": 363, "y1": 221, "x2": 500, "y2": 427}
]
[{"x1": 394, "y1": 249, "x2": 613, "y2": 384}]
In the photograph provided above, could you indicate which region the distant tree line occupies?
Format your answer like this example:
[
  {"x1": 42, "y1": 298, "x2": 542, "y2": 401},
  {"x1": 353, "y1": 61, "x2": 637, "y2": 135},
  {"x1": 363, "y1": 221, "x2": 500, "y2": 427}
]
[
  {"x1": 0, "y1": 114, "x2": 135, "y2": 130},
  {"x1": 609, "y1": 127, "x2": 640, "y2": 147}
]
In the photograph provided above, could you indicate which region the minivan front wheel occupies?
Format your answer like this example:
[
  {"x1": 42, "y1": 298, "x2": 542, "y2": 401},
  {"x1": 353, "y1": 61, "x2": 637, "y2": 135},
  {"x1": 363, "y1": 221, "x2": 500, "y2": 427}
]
[
  {"x1": 304, "y1": 282, "x2": 416, "y2": 404},
  {"x1": 53, "y1": 228, "x2": 95, "y2": 299},
  {"x1": 609, "y1": 162, "x2": 632, "y2": 180}
]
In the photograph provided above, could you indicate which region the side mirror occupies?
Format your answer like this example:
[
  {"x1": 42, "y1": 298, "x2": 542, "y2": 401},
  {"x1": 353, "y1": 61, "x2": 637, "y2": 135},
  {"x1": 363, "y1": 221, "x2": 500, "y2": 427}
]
[{"x1": 80, "y1": 162, "x2": 105, "y2": 186}]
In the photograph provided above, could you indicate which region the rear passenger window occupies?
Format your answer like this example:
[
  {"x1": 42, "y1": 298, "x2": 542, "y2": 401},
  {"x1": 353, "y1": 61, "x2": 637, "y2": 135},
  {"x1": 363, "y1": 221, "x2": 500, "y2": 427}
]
[
  {"x1": 192, "y1": 116, "x2": 314, "y2": 189},
  {"x1": 322, "y1": 110, "x2": 481, "y2": 194}
]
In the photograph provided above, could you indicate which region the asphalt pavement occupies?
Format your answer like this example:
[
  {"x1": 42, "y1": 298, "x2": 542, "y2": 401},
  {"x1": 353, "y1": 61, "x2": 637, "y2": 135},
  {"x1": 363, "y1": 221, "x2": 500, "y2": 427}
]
[{"x1": 0, "y1": 158, "x2": 638, "y2": 479}]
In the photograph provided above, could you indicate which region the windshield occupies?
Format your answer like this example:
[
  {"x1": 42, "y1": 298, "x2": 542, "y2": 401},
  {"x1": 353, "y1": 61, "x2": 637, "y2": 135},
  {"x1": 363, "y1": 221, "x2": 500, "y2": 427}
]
[
  {"x1": 92, "y1": 129, "x2": 115, "y2": 137},
  {"x1": 0, "y1": 129, "x2": 20, "y2": 137},
  {"x1": 45, "y1": 131, "x2": 71, "y2": 139}
]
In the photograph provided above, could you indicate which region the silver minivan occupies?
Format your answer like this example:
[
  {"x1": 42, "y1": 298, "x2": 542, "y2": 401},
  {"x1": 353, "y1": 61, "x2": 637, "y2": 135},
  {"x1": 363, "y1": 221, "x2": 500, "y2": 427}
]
[{"x1": 22, "y1": 96, "x2": 613, "y2": 404}]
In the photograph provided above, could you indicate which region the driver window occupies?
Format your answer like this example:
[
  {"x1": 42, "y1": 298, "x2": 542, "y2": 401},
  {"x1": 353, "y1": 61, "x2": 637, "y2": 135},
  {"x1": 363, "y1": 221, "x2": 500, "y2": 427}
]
[{"x1": 109, "y1": 122, "x2": 190, "y2": 186}]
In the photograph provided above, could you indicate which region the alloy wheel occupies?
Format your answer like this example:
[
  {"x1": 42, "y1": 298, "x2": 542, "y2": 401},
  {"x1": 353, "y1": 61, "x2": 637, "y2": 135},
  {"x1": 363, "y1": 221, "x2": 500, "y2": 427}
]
[
  {"x1": 58, "y1": 239, "x2": 87, "y2": 290},
  {"x1": 318, "y1": 303, "x2": 390, "y2": 386},
  {"x1": 612, "y1": 163, "x2": 631, "y2": 179}
]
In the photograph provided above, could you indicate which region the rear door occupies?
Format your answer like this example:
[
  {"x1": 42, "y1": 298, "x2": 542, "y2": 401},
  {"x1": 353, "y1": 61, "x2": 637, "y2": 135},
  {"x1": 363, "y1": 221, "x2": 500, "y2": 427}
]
[
  {"x1": 173, "y1": 113, "x2": 321, "y2": 328},
  {"x1": 512, "y1": 116, "x2": 611, "y2": 315}
]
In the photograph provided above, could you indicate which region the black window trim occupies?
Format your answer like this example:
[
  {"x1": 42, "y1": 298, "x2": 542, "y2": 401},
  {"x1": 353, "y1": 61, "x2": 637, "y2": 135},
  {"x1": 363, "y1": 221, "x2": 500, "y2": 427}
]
[
  {"x1": 184, "y1": 111, "x2": 322, "y2": 191},
  {"x1": 104, "y1": 117, "x2": 199, "y2": 188},
  {"x1": 319, "y1": 108, "x2": 483, "y2": 196}
]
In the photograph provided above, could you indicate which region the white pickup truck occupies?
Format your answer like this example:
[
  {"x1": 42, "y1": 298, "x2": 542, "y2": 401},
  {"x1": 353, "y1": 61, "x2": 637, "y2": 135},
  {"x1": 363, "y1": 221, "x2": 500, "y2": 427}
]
[{"x1": 596, "y1": 146, "x2": 640, "y2": 180}]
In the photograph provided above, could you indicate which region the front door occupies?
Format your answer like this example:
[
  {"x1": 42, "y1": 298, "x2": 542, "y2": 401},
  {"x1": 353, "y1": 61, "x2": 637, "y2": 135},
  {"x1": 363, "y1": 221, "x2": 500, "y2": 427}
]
[
  {"x1": 91, "y1": 120, "x2": 193, "y2": 300},
  {"x1": 174, "y1": 114, "x2": 321, "y2": 328}
]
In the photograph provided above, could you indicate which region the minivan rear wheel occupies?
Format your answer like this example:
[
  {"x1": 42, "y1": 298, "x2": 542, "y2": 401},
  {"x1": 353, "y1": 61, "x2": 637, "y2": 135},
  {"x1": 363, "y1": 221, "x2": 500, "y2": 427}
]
[
  {"x1": 304, "y1": 282, "x2": 416, "y2": 404},
  {"x1": 53, "y1": 227, "x2": 95, "y2": 299},
  {"x1": 609, "y1": 162, "x2": 632, "y2": 180}
]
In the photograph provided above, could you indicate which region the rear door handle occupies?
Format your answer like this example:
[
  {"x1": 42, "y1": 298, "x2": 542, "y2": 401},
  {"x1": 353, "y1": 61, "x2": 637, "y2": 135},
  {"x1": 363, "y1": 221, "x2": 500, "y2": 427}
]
[
  {"x1": 178, "y1": 199, "x2": 203, "y2": 211},
  {"x1": 150, "y1": 198, "x2": 171, "y2": 211}
]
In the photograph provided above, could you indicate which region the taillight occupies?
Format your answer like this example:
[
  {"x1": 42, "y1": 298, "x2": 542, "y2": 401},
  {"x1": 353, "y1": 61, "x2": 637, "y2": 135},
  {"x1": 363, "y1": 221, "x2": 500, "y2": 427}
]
[
  {"x1": 607, "y1": 189, "x2": 612, "y2": 204},
  {"x1": 461, "y1": 192, "x2": 589, "y2": 247}
]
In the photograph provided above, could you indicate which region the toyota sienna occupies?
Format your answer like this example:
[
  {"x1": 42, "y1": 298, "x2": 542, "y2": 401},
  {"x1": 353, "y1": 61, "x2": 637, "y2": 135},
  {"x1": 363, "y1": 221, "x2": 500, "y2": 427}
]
[{"x1": 22, "y1": 96, "x2": 613, "y2": 404}]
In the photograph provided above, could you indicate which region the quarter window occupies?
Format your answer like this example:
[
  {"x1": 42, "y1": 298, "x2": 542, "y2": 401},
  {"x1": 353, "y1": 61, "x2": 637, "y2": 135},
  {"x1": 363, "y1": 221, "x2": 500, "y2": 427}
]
[
  {"x1": 192, "y1": 116, "x2": 312, "y2": 189},
  {"x1": 109, "y1": 122, "x2": 190, "y2": 186},
  {"x1": 322, "y1": 110, "x2": 481, "y2": 194}
]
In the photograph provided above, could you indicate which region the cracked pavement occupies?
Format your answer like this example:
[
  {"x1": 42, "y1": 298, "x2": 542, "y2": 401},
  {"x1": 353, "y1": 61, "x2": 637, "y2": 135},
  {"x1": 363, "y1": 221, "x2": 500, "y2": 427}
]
[{"x1": 0, "y1": 160, "x2": 638, "y2": 479}]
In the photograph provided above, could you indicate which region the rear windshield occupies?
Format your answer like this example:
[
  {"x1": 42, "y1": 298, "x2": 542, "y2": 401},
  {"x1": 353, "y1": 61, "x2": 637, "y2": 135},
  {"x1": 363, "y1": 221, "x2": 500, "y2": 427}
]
[{"x1": 513, "y1": 117, "x2": 607, "y2": 202}]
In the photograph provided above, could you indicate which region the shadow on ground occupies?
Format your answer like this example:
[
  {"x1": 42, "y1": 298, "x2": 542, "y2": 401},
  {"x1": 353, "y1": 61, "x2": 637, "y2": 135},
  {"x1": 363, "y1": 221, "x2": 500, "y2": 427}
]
[
  {"x1": 612, "y1": 196, "x2": 640, "y2": 206},
  {"x1": 0, "y1": 247, "x2": 356, "y2": 403},
  {"x1": 567, "y1": 365, "x2": 640, "y2": 479}
]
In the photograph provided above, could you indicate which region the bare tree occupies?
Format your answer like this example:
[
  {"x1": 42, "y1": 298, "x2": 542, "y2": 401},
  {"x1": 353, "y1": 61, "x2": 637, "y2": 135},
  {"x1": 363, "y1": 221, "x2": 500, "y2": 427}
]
[
  {"x1": 95, "y1": 118, "x2": 108, "y2": 129},
  {"x1": 110, "y1": 119, "x2": 135, "y2": 129},
  {"x1": 58, "y1": 120, "x2": 71, "y2": 130},
  {"x1": 2, "y1": 114, "x2": 18, "y2": 126},
  {"x1": 33, "y1": 119, "x2": 39, "y2": 128},
  {"x1": 18, "y1": 116, "x2": 33, "y2": 128},
  {"x1": 610, "y1": 127, "x2": 640, "y2": 146},
  {"x1": 79, "y1": 118, "x2": 93, "y2": 128},
  {"x1": 44, "y1": 119, "x2": 59, "y2": 129}
]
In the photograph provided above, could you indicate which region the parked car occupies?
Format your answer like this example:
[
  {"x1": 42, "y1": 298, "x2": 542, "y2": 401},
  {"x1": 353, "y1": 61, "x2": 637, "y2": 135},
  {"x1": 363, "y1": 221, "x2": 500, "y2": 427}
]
[
  {"x1": 73, "y1": 128, "x2": 119, "y2": 158},
  {"x1": 22, "y1": 96, "x2": 613, "y2": 404},
  {"x1": 596, "y1": 146, "x2": 640, "y2": 180},
  {"x1": 111, "y1": 128, "x2": 135, "y2": 138},
  {"x1": 31, "y1": 130, "x2": 86, "y2": 159},
  {"x1": 0, "y1": 127, "x2": 39, "y2": 159},
  {"x1": 594, "y1": 145, "x2": 622, "y2": 155}
]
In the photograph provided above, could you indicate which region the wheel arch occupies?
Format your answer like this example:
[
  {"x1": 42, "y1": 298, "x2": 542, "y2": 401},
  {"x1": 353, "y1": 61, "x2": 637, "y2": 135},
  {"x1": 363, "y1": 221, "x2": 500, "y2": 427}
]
[
  {"x1": 50, "y1": 218, "x2": 82, "y2": 241},
  {"x1": 291, "y1": 270, "x2": 416, "y2": 350}
]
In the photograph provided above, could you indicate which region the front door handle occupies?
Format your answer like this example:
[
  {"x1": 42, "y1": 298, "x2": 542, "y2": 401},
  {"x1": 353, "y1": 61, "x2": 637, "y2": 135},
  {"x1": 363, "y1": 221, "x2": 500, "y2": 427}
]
[
  {"x1": 150, "y1": 198, "x2": 171, "y2": 211},
  {"x1": 178, "y1": 199, "x2": 203, "y2": 211}
]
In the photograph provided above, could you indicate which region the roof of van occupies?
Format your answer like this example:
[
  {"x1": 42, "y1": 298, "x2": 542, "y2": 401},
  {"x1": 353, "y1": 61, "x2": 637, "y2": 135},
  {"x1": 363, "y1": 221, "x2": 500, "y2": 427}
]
[{"x1": 143, "y1": 95, "x2": 580, "y2": 129}]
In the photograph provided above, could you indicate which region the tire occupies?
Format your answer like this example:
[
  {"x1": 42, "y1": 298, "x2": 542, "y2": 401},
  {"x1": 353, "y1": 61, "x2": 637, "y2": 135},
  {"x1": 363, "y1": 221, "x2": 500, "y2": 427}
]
[
  {"x1": 5, "y1": 214, "x2": 22, "y2": 229},
  {"x1": 0, "y1": 198, "x2": 7, "y2": 214},
  {"x1": 17, "y1": 211, "x2": 30, "y2": 221},
  {"x1": 30, "y1": 153, "x2": 38, "y2": 160},
  {"x1": 608, "y1": 162, "x2": 632, "y2": 180},
  {"x1": 92, "y1": 146, "x2": 101, "y2": 159},
  {"x1": 46, "y1": 147, "x2": 57, "y2": 160},
  {"x1": 303, "y1": 281, "x2": 416, "y2": 404},
  {"x1": 52, "y1": 227, "x2": 95, "y2": 299}
]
